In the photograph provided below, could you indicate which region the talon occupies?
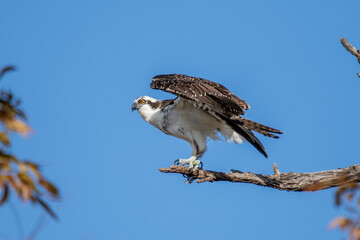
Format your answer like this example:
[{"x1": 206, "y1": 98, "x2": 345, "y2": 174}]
[
  {"x1": 186, "y1": 175, "x2": 197, "y2": 184},
  {"x1": 187, "y1": 175, "x2": 193, "y2": 183},
  {"x1": 199, "y1": 161, "x2": 203, "y2": 170},
  {"x1": 174, "y1": 159, "x2": 180, "y2": 165},
  {"x1": 193, "y1": 160, "x2": 201, "y2": 167}
]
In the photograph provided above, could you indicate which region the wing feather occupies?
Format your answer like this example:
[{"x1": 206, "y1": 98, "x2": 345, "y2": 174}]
[{"x1": 151, "y1": 74, "x2": 249, "y2": 116}]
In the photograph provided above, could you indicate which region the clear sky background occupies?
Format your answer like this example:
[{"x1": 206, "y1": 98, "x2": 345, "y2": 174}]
[{"x1": 1, "y1": 0, "x2": 360, "y2": 239}]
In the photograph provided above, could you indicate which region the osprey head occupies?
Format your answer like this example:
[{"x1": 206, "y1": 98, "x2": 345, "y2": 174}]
[
  {"x1": 132, "y1": 96, "x2": 163, "y2": 122},
  {"x1": 132, "y1": 96, "x2": 161, "y2": 111}
]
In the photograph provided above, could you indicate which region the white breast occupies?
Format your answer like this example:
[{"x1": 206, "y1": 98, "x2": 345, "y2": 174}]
[{"x1": 143, "y1": 98, "x2": 244, "y2": 144}]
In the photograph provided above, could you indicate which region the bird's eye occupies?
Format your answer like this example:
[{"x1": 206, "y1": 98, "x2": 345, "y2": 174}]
[{"x1": 139, "y1": 99, "x2": 146, "y2": 104}]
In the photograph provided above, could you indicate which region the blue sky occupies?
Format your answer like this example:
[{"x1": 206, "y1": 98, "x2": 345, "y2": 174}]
[{"x1": 1, "y1": 0, "x2": 360, "y2": 239}]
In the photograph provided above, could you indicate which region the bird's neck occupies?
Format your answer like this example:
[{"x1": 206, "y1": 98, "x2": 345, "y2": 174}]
[{"x1": 138, "y1": 105, "x2": 163, "y2": 126}]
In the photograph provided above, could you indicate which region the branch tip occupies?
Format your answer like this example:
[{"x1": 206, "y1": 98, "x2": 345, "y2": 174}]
[
  {"x1": 340, "y1": 37, "x2": 360, "y2": 77},
  {"x1": 273, "y1": 163, "x2": 281, "y2": 177}
]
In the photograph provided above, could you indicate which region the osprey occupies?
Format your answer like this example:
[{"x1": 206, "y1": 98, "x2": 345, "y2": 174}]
[{"x1": 132, "y1": 74, "x2": 282, "y2": 170}]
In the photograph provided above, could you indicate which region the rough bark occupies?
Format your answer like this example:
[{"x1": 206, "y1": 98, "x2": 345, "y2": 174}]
[
  {"x1": 340, "y1": 37, "x2": 360, "y2": 77},
  {"x1": 159, "y1": 164, "x2": 360, "y2": 191}
]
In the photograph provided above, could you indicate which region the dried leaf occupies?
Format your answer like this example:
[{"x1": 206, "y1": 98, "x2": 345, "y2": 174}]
[
  {"x1": 354, "y1": 227, "x2": 360, "y2": 240},
  {"x1": 349, "y1": 226, "x2": 360, "y2": 240},
  {"x1": 0, "y1": 184, "x2": 9, "y2": 205},
  {"x1": 15, "y1": 109, "x2": 26, "y2": 120},
  {"x1": 329, "y1": 217, "x2": 352, "y2": 230},
  {"x1": 0, "y1": 160, "x2": 10, "y2": 170},
  {"x1": 0, "y1": 151, "x2": 19, "y2": 163},
  {"x1": 29, "y1": 195, "x2": 37, "y2": 203},
  {"x1": 24, "y1": 161, "x2": 40, "y2": 170},
  {"x1": 35, "y1": 197, "x2": 58, "y2": 220},
  {"x1": 347, "y1": 193, "x2": 355, "y2": 202},
  {"x1": 39, "y1": 179, "x2": 59, "y2": 198},
  {"x1": 18, "y1": 162, "x2": 26, "y2": 174},
  {"x1": 19, "y1": 183, "x2": 31, "y2": 202},
  {"x1": 18, "y1": 172, "x2": 35, "y2": 190},
  {"x1": 348, "y1": 226, "x2": 360, "y2": 240},
  {"x1": 336, "y1": 187, "x2": 346, "y2": 206},
  {"x1": 24, "y1": 161, "x2": 41, "y2": 179},
  {"x1": 6, "y1": 175, "x2": 20, "y2": 196},
  {"x1": 0, "y1": 132, "x2": 10, "y2": 146},
  {"x1": 4, "y1": 118, "x2": 32, "y2": 137},
  {"x1": 335, "y1": 182, "x2": 359, "y2": 206}
]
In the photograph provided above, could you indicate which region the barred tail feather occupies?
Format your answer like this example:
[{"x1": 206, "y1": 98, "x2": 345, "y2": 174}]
[{"x1": 233, "y1": 117, "x2": 283, "y2": 138}]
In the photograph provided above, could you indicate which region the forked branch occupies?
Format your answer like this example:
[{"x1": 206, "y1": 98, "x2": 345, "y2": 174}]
[{"x1": 159, "y1": 164, "x2": 360, "y2": 191}]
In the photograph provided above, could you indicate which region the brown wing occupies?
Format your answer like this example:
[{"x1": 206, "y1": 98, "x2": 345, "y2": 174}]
[{"x1": 150, "y1": 74, "x2": 249, "y2": 116}]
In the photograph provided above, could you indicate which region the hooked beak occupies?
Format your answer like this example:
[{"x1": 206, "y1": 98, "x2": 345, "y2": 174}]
[{"x1": 131, "y1": 103, "x2": 138, "y2": 111}]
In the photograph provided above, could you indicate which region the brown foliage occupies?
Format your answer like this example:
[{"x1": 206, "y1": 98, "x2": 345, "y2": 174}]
[
  {"x1": 330, "y1": 182, "x2": 360, "y2": 240},
  {"x1": 0, "y1": 66, "x2": 59, "y2": 219}
]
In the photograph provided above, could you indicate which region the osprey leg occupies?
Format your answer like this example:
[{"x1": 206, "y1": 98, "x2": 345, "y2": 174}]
[{"x1": 174, "y1": 134, "x2": 206, "y2": 170}]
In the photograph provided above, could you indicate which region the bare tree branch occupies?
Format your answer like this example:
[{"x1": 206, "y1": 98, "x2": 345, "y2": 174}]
[
  {"x1": 340, "y1": 37, "x2": 360, "y2": 77},
  {"x1": 159, "y1": 164, "x2": 360, "y2": 191}
]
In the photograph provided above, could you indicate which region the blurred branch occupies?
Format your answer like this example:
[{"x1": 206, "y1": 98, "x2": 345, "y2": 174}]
[
  {"x1": 159, "y1": 164, "x2": 360, "y2": 191},
  {"x1": 340, "y1": 37, "x2": 360, "y2": 77}
]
